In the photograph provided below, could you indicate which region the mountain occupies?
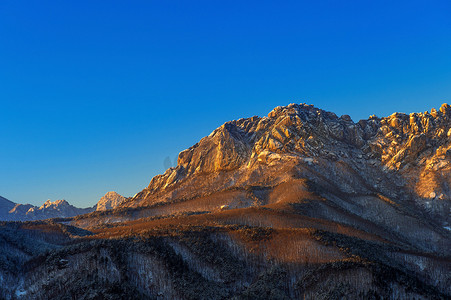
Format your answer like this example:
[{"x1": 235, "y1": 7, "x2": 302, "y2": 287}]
[
  {"x1": 0, "y1": 195, "x2": 16, "y2": 220},
  {"x1": 1, "y1": 103, "x2": 450, "y2": 299},
  {"x1": 124, "y1": 103, "x2": 450, "y2": 228},
  {"x1": 0, "y1": 198, "x2": 94, "y2": 221},
  {"x1": 95, "y1": 191, "x2": 127, "y2": 211},
  {"x1": 0, "y1": 191, "x2": 126, "y2": 222},
  {"x1": 25, "y1": 199, "x2": 94, "y2": 220}
]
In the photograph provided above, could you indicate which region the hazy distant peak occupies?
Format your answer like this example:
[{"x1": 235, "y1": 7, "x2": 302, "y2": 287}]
[
  {"x1": 39, "y1": 199, "x2": 70, "y2": 210},
  {"x1": 0, "y1": 197, "x2": 93, "y2": 221},
  {"x1": 95, "y1": 191, "x2": 126, "y2": 211}
]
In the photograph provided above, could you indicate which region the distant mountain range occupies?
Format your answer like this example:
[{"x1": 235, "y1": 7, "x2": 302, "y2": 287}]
[{"x1": 0, "y1": 191, "x2": 126, "y2": 221}]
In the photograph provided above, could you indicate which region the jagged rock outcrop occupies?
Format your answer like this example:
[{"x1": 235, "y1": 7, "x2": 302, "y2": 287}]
[
  {"x1": 137, "y1": 103, "x2": 380, "y2": 199},
  {"x1": 365, "y1": 104, "x2": 451, "y2": 204},
  {"x1": 130, "y1": 103, "x2": 451, "y2": 219},
  {"x1": 95, "y1": 191, "x2": 126, "y2": 211}
]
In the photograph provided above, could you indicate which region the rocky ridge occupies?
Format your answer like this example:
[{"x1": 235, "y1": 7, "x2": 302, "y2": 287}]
[{"x1": 130, "y1": 103, "x2": 451, "y2": 222}]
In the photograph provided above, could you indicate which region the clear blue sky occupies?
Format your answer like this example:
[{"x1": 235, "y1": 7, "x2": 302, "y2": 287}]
[{"x1": 1, "y1": 1, "x2": 450, "y2": 207}]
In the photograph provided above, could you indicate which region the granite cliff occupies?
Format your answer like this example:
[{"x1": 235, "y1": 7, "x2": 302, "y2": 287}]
[{"x1": 128, "y1": 103, "x2": 450, "y2": 229}]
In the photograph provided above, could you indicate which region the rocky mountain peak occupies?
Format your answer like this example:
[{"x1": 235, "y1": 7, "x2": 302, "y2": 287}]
[
  {"x1": 39, "y1": 199, "x2": 70, "y2": 210},
  {"x1": 95, "y1": 191, "x2": 126, "y2": 211},
  {"x1": 129, "y1": 103, "x2": 451, "y2": 227},
  {"x1": 369, "y1": 103, "x2": 451, "y2": 168},
  {"x1": 167, "y1": 103, "x2": 368, "y2": 182}
]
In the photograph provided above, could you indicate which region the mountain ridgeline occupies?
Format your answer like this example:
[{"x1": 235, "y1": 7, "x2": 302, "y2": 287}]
[
  {"x1": 130, "y1": 103, "x2": 450, "y2": 224},
  {"x1": 0, "y1": 191, "x2": 126, "y2": 222},
  {"x1": 1, "y1": 103, "x2": 450, "y2": 299}
]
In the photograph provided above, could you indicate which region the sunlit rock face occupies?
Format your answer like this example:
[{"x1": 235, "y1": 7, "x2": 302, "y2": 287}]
[
  {"x1": 129, "y1": 103, "x2": 450, "y2": 225},
  {"x1": 95, "y1": 191, "x2": 127, "y2": 211},
  {"x1": 367, "y1": 104, "x2": 451, "y2": 203}
]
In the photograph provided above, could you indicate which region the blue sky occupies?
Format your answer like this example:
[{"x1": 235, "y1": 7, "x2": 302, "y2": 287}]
[{"x1": 1, "y1": 1, "x2": 450, "y2": 207}]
